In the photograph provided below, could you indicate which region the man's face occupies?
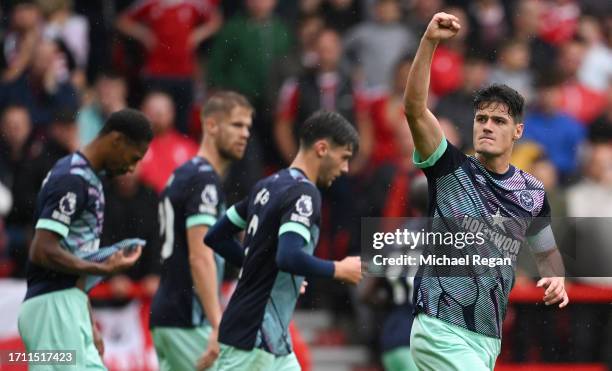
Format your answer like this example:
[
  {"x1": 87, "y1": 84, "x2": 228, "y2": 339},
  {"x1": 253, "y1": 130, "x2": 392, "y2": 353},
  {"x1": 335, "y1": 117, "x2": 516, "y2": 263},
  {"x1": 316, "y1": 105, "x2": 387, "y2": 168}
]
[
  {"x1": 1, "y1": 107, "x2": 31, "y2": 147},
  {"x1": 316, "y1": 31, "x2": 341, "y2": 71},
  {"x1": 142, "y1": 94, "x2": 174, "y2": 135},
  {"x1": 105, "y1": 136, "x2": 149, "y2": 178},
  {"x1": 214, "y1": 106, "x2": 253, "y2": 161},
  {"x1": 473, "y1": 102, "x2": 523, "y2": 158},
  {"x1": 317, "y1": 142, "x2": 353, "y2": 187}
]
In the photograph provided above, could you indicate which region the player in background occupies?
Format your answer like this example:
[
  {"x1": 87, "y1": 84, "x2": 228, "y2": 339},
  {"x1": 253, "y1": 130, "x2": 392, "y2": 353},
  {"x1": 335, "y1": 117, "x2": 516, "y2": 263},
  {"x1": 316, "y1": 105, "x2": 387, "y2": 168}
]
[
  {"x1": 403, "y1": 13, "x2": 569, "y2": 370},
  {"x1": 204, "y1": 110, "x2": 363, "y2": 370},
  {"x1": 149, "y1": 91, "x2": 253, "y2": 370},
  {"x1": 18, "y1": 109, "x2": 153, "y2": 370}
]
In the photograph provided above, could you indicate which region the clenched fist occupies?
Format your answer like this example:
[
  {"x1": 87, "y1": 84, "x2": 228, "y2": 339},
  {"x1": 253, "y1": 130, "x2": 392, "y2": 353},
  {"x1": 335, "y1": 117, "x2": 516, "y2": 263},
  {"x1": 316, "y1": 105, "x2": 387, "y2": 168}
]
[{"x1": 424, "y1": 12, "x2": 461, "y2": 42}]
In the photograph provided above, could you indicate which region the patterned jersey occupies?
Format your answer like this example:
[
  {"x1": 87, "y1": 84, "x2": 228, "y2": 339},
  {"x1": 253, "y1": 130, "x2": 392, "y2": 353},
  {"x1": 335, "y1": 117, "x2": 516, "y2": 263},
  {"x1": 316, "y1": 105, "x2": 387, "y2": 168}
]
[
  {"x1": 413, "y1": 138, "x2": 555, "y2": 338},
  {"x1": 25, "y1": 152, "x2": 105, "y2": 300},
  {"x1": 219, "y1": 168, "x2": 321, "y2": 356},
  {"x1": 150, "y1": 156, "x2": 225, "y2": 328}
]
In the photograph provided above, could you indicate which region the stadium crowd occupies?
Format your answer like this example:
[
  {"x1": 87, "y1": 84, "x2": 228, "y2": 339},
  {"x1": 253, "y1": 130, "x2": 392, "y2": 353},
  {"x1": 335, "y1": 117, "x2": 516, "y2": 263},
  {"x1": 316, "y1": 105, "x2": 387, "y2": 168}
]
[{"x1": 0, "y1": 0, "x2": 611, "y2": 368}]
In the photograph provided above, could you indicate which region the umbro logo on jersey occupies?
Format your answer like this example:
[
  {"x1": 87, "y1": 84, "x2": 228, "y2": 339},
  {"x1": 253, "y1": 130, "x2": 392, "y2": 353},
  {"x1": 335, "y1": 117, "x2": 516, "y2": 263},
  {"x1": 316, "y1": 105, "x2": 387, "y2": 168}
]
[{"x1": 475, "y1": 174, "x2": 486, "y2": 184}]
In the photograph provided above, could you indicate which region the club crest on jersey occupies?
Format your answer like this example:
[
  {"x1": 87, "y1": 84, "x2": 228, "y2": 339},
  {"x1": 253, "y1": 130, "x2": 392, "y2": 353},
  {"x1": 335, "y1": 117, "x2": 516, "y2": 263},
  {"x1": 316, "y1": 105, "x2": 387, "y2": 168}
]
[
  {"x1": 518, "y1": 191, "x2": 534, "y2": 211},
  {"x1": 296, "y1": 195, "x2": 313, "y2": 217}
]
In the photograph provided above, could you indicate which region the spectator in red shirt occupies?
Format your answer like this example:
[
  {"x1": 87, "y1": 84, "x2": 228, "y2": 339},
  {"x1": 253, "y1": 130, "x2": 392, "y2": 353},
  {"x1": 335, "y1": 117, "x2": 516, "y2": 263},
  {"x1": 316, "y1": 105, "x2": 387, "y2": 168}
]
[
  {"x1": 274, "y1": 28, "x2": 371, "y2": 170},
  {"x1": 556, "y1": 40, "x2": 607, "y2": 124},
  {"x1": 138, "y1": 91, "x2": 198, "y2": 193},
  {"x1": 116, "y1": 0, "x2": 222, "y2": 134}
]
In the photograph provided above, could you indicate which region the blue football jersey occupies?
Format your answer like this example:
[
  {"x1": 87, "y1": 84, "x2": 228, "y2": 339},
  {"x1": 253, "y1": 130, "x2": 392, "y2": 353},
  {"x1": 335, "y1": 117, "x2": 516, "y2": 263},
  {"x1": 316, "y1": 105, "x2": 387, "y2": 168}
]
[
  {"x1": 25, "y1": 152, "x2": 105, "y2": 300},
  {"x1": 219, "y1": 168, "x2": 321, "y2": 356},
  {"x1": 150, "y1": 156, "x2": 226, "y2": 328}
]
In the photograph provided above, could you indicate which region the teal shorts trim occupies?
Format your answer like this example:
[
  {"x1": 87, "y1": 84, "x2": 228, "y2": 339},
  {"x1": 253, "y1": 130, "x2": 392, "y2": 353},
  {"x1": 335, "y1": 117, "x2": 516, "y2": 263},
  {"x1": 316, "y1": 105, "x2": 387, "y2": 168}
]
[
  {"x1": 151, "y1": 325, "x2": 213, "y2": 371},
  {"x1": 410, "y1": 314, "x2": 501, "y2": 371},
  {"x1": 382, "y1": 346, "x2": 418, "y2": 371},
  {"x1": 215, "y1": 343, "x2": 300, "y2": 371},
  {"x1": 18, "y1": 287, "x2": 106, "y2": 370}
]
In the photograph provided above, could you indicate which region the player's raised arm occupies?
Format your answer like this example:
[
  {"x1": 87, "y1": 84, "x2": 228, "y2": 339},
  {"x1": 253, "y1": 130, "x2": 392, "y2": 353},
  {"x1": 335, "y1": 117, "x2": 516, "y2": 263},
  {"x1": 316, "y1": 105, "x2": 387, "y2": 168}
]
[{"x1": 404, "y1": 12, "x2": 460, "y2": 159}]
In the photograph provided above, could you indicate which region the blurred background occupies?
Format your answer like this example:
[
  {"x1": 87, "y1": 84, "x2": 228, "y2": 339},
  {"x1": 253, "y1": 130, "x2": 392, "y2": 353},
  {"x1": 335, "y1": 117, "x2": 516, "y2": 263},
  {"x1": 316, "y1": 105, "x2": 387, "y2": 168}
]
[{"x1": 0, "y1": 0, "x2": 611, "y2": 370}]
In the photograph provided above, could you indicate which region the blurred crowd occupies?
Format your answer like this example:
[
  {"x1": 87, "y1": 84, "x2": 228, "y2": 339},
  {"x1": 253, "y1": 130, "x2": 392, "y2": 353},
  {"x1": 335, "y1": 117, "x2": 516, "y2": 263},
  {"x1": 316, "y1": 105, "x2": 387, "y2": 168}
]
[{"x1": 0, "y1": 0, "x2": 611, "y2": 366}]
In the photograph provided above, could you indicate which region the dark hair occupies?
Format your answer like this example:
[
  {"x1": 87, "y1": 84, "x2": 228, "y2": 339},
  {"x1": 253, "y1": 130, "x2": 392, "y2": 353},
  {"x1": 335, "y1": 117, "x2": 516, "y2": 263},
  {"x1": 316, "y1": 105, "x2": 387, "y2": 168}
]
[
  {"x1": 298, "y1": 110, "x2": 359, "y2": 153},
  {"x1": 99, "y1": 108, "x2": 153, "y2": 144},
  {"x1": 473, "y1": 84, "x2": 525, "y2": 123},
  {"x1": 201, "y1": 91, "x2": 253, "y2": 119}
]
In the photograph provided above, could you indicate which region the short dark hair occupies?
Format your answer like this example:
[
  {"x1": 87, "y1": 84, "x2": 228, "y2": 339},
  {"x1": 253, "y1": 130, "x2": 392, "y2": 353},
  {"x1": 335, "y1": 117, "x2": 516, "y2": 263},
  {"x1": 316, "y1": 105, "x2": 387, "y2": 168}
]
[
  {"x1": 201, "y1": 91, "x2": 253, "y2": 119},
  {"x1": 473, "y1": 84, "x2": 525, "y2": 123},
  {"x1": 298, "y1": 110, "x2": 359, "y2": 153},
  {"x1": 99, "y1": 108, "x2": 153, "y2": 144}
]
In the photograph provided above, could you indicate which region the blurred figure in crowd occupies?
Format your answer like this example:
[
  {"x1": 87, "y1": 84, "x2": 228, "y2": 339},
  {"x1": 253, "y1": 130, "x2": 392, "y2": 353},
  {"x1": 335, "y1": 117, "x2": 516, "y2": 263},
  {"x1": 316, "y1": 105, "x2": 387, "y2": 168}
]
[
  {"x1": 343, "y1": 0, "x2": 416, "y2": 92},
  {"x1": 0, "y1": 105, "x2": 33, "y2": 277},
  {"x1": 37, "y1": 0, "x2": 89, "y2": 90},
  {"x1": 137, "y1": 91, "x2": 198, "y2": 194},
  {"x1": 488, "y1": 39, "x2": 533, "y2": 103},
  {"x1": 435, "y1": 56, "x2": 489, "y2": 150},
  {"x1": 116, "y1": 0, "x2": 222, "y2": 134},
  {"x1": 0, "y1": 38, "x2": 78, "y2": 127},
  {"x1": 1, "y1": 0, "x2": 42, "y2": 82},
  {"x1": 77, "y1": 72, "x2": 128, "y2": 146},
  {"x1": 523, "y1": 71, "x2": 585, "y2": 182}
]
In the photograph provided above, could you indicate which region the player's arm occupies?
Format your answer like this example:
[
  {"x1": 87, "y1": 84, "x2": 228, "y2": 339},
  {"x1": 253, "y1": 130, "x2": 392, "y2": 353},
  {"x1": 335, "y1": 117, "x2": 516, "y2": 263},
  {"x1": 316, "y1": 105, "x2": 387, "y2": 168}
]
[
  {"x1": 187, "y1": 225, "x2": 223, "y2": 369},
  {"x1": 527, "y1": 196, "x2": 569, "y2": 308},
  {"x1": 188, "y1": 7, "x2": 223, "y2": 50},
  {"x1": 276, "y1": 232, "x2": 362, "y2": 284},
  {"x1": 403, "y1": 12, "x2": 460, "y2": 159},
  {"x1": 115, "y1": 6, "x2": 156, "y2": 50},
  {"x1": 29, "y1": 229, "x2": 138, "y2": 275},
  {"x1": 277, "y1": 185, "x2": 361, "y2": 284},
  {"x1": 204, "y1": 202, "x2": 247, "y2": 267},
  {"x1": 532, "y1": 245, "x2": 568, "y2": 308},
  {"x1": 31, "y1": 174, "x2": 141, "y2": 275}
]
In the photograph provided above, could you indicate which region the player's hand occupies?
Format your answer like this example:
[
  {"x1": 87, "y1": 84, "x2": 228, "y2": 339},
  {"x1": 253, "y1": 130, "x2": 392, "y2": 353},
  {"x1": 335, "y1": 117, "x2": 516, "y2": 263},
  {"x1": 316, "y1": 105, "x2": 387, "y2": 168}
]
[
  {"x1": 334, "y1": 256, "x2": 363, "y2": 285},
  {"x1": 300, "y1": 280, "x2": 308, "y2": 295},
  {"x1": 196, "y1": 327, "x2": 220, "y2": 370},
  {"x1": 424, "y1": 12, "x2": 461, "y2": 42},
  {"x1": 102, "y1": 246, "x2": 143, "y2": 274},
  {"x1": 537, "y1": 277, "x2": 569, "y2": 308},
  {"x1": 93, "y1": 325, "x2": 104, "y2": 357}
]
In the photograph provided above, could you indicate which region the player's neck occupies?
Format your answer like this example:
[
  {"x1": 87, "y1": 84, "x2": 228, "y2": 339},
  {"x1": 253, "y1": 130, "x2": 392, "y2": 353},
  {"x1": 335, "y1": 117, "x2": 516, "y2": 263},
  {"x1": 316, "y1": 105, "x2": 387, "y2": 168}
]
[
  {"x1": 475, "y1": 152, "x2": 511, "y2": 175},
  {"x1": 198, "y1": 143, "x2": 230, "y2": 177},
  {"x1": 81, "y1": 139, "x2": 105, "y2": 172},
  {"x1": 290, "y1": 152, "x2": 318, "y2": 183}
]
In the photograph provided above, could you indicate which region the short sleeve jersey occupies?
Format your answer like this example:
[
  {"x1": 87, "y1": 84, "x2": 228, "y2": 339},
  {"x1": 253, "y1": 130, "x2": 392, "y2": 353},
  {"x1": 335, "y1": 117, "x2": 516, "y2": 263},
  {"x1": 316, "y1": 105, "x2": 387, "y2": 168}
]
[
  {"x1": 25, "y1": 153, "x2": 105, "y2": 300},
  {"x1": 219, "y1": 168, "x2": 321, "y2": 356},
  {"x1": 150, "y1": 156, "x2": 225, "y2": 328},
  {"x1": 413, "y1": 138, "x2": 554, "y2": 338}
]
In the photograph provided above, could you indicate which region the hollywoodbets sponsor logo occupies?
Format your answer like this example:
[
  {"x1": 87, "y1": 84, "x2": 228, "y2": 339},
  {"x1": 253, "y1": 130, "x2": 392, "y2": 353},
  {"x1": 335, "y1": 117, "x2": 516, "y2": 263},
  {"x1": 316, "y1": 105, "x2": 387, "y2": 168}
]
[{"x1": 461, "y1": 215, "x2": 522, "y2": 260}]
